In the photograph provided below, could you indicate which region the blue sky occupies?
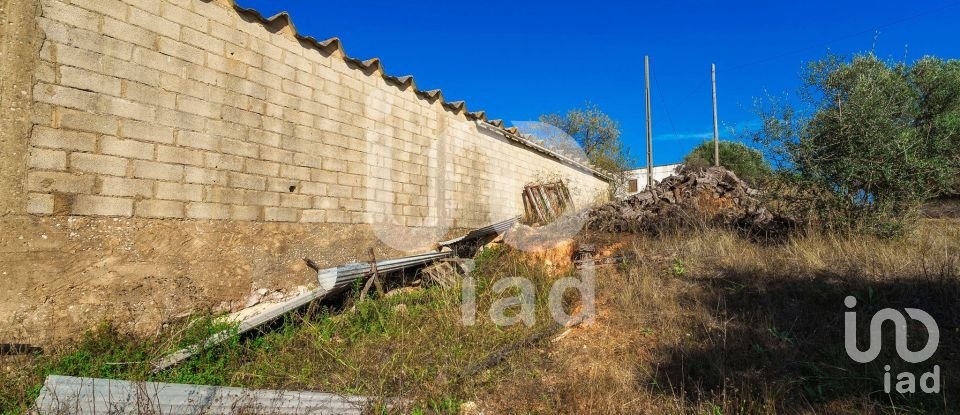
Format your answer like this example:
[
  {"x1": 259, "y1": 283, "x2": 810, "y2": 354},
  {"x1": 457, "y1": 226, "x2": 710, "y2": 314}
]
[{"x1": 237, "y1": 0, "x2": 960, "y2": 168}]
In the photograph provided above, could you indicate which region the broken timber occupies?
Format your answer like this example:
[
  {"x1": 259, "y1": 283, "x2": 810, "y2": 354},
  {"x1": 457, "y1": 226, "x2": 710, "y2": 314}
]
[
  {"x1": 522, "y1": 181, "x2": 575, "y2": 225},
  {"x1": 34, "y1": 375, "x2": 391, "y2": 415}
]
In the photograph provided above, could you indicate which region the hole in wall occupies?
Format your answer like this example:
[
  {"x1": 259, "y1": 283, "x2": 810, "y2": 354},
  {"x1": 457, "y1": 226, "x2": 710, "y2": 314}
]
[{"x1": 289, "y1": 186, "x2": 297, "y2": 193}]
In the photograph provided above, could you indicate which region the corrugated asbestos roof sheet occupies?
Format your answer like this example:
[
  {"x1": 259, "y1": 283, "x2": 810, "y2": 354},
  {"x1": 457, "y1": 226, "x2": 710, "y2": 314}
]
[{"x1": 217, "y1": 0, "x2": 611, "y2": 180}]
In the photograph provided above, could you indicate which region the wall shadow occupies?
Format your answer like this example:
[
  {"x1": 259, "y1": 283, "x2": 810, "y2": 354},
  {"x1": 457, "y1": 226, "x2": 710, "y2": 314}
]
[{"x1": 648, "y1": 267, "x2": 960, "y2": 413}]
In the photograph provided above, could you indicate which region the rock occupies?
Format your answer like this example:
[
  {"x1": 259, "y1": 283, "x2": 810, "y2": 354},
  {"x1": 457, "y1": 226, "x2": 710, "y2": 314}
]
[
  {"x1": 459, "y1": 401, "x2": 482, "y2": 415},
  {"x1": 243, "y1": 288, "x2": 270, "y2": 308},
  {"x1": 385, "y1": 287, "x2": 423, "y2": 298}
]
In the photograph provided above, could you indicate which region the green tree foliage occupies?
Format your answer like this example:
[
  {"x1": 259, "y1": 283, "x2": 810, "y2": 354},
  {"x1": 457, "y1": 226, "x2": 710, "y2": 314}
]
[
  {"x1": 683, "y1": 140, "x2": 771, "y2": 185},
  {"x1": 541, "y1": 103, "x2": 634, "y2": 196},
  {"x1": 754, "y1": 54, "x2": 960, "y2": 234},
  {"x1": 540, "y1": 103, "x2": 633, "y2": 173}
]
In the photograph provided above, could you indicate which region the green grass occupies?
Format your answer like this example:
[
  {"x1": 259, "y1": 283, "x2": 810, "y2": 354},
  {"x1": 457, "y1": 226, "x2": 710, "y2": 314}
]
[{"x1": 0, "y1": 247, "x2": 565, "y2": 414}]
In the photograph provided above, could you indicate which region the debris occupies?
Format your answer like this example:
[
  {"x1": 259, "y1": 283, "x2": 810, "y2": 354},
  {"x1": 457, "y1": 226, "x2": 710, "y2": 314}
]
[
  {"x1": 522, "y1": 181, "x2": 575, "y2": 225},
  {"x1": 384, "y1": 287, "x2": 423, "y2": 298},
  {"x1": 419, "y1": 261, "x2": 461, "y2": 288},
  {"x1": 34, "y1": 375, "x2": 395, "y2": 415},
  {"x1": 586, "y1": 166, "x2": 798, "y2": 239},
  {"x1": 358, "y1": 248, "x2": 384, "y2": 302},
  {"x1": 244, "y1": 288, "x2": 270, "y2": 308},
  {"x1": 153, "y1": 251, "x2": 452, "y2": 373},
  {"x1": 0, "y1": 343, "x2": 42, "y2": 355},
  {"x1": 438, "y1": 216, "x2": 519, "y2": 247}
]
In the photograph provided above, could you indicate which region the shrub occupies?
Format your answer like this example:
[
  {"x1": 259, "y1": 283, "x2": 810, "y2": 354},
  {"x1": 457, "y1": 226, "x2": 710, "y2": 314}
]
[{"x1": 683, "y1": 140, "x2": 771, "y2": 185}]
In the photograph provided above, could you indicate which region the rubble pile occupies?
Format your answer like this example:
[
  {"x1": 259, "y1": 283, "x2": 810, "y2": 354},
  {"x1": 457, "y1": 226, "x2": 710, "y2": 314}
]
[{"x1": 587, "y1": 167, "x2": 798, "y2": 239}]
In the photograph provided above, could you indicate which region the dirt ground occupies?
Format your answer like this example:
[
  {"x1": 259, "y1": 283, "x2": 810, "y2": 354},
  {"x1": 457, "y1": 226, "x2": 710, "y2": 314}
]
[{"x1": 0, "y1": 214, "x2": 440, "y2": 345}]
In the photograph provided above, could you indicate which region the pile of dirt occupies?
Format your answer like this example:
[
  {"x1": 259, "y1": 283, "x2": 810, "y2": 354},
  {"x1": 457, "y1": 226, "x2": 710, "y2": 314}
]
[{"x1": 587, "y1": 166, "x2": 797, "y2": 239}]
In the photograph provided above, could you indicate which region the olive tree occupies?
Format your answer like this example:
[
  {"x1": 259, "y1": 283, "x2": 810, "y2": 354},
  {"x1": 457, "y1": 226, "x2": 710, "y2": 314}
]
[
  {"x1": 541, "y1": 103, "x2": 634, "y2": 195},
  {"x1": 754, "y1": 54, "x2": 960, "y2": 234}
]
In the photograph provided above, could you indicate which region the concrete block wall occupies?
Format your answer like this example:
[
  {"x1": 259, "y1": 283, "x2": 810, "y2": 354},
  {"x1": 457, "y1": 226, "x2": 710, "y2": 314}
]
[{"x1": 24, "y1": 0, "x2": 609, "y2": 229}]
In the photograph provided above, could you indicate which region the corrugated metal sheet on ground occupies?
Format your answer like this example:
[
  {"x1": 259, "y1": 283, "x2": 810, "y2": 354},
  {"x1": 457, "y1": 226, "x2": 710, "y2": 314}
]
[{"x1": 35, "y1": 375, "x2": 374, "y2": 415}]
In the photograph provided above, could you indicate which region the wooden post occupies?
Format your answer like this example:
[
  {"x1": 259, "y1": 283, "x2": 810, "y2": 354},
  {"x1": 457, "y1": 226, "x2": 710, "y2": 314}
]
[
  {"x1": 711, "y1": 63, "x2": 720, "y2": 167},
  {"x1": 644, "y1": 56, "x2": 654, "y2": 189}
]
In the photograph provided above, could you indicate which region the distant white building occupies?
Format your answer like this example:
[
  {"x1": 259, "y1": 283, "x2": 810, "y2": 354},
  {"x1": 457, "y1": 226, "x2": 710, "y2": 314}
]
[{"x1": 623, "y1": 164, "x2": 682, "y2": 195}]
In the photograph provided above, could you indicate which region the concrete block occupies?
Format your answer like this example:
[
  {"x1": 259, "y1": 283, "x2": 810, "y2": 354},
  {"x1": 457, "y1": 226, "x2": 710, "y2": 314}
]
[
  {"x1": 70, "y1": 153, "x2": 128, "y2": 176},
  {"x1": 100, "y1": 176, "x2": 154, "y2": 198},
  {"x1": 27, "y1": 171, "x2": 96, "y2": 194},
  {"x1": 122, "y1": 120, "x2": 175, "y2": 144},
  {"x1": 266, "y1": 178, "x2": 298, "y2": 194},
  {"x1": 184, "y1": 167, "x2": 228, "y2": 185},
  {"x1": 298, "y1": 182, "x2": 326, "y2": 196},
  {"x1": 300, "y1": 209, "x2": 326, "y2": 223},
  {"x1": 221, "y1": 138, "x2": 258, "y2": 158},
  {"x1": 26, "y1": 193, "x2": 55, "y2": 215},
  {"x1": 260, "y1": 146, "x2": 295, "y2": 165},
  {"x1": 129, "y1": 7, "x2": 181, "y2": 39},
  {"x1": 279, "y1": 164, "x2": 310, "y2": 180},
  {"x1": 60, "y1": 109, "x2": 119, "y2": 135},
  {"x1": 135, "y1": 199, "x2": 184, "y2": 218},
  {"x1": 31, "y1": 127, "x2": 97, "y2": 152},
  {"x1": 182, "y1": 27, "x2": 224, "y2": 54},
  {"x1": 159, "y1": 3, "x2": 208, "y2": 33},
  {"x1": 28, "y1": 148, "x2": 67, "y2": 170},
  {"x1": 246, "y1": 159, "x2": 279, "y2": 177},
  {"x1": 313, "y1": 196, "x2": 337, "y2": 210},
  {"x1": 43, "y1": 1, "x2": 100, "y2": 32},
  {"x1": 102, "y1": 16, "x2": 155, "y2": 48},
  {"x1": 96, "y1": 96, "x2": 157, "y2": 122},
  {"x1": 157, "y1": 108, "x2": 206, "y2": 131},
  {"x1": 158, "y1": 36, "x2": 205, "y2": 65},
  {"x1": 229, "y1": 172, "x2": 265, "y2": 191},
  {"x1": 126, "y1": 0, "x2": 160, "y2": 14},
  {"x1": 156, "y1": 182, "x2": 203, "y2": 201},
  {"x1": 60, "y1": 66, "x2": 122, "y2": 97},
  {"x1": 205, "y1": 152, "x2": 244, "y2": 171},
  {"x1": 176, "y1": 94, "x2": 221, "y2": 118},
  {"x1": 132, "y1": 160, "x2": 184, "y2": 181},
  {"x1": 205, "y1": 186, "x2": 245, "y2": 204},
  {"x1": 244, "y1": 190, "x2": 279, "y2": 207},
  {"x1": 209, "y1": 21, "x2": 248, "y2": 47},
  {"x1": 100, "y1": 137, "x2": 155, "y2": 160},
  {"x1": 157, "y1": 145, "x2": 204, "y2": 166},
  {"x1": 74, "y1": 195, "x2": 134, "y2": 217},
  {"x1": 132, "y1": 45, "x2": 185, "y2": 75},
  {"x1": 326, "y1": 210, "x2": 352, "y2": 224},
  {"x1": 263, "y1": 207, "x2": 298, "y2": 222},
  {"x1": 280, "y1": 193, "x2": 312, "y2": 209},
  {"x1": 231, "y1": 205, "x2": 260, "y2": 220},
  {"x1": 186, "y1": 202, "x2": 230, "y2": 220},
  {"x1": 33, "y1": 83, "x2": 97, "y2": 110}
]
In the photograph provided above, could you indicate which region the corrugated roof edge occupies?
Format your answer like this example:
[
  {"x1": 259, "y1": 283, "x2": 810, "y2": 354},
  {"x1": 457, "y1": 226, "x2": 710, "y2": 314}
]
[{"x1": 215, "y1": 0, "x2": 613, "y2": 181}]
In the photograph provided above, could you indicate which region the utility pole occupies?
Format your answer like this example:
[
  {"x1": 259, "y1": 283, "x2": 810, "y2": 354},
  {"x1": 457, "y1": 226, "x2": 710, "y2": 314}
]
[
  {"x1": 644, "y1": 56, "x2": 653, "y2": 189},
  {"x1": 711, "y1": 63, "x2": 720, "y2": 167}
]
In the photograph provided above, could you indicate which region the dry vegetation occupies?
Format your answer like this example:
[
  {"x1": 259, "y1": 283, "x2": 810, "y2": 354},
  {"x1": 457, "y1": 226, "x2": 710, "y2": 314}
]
[{"x1": 2, "y1": 220, "x2": 959, "y2": 414}]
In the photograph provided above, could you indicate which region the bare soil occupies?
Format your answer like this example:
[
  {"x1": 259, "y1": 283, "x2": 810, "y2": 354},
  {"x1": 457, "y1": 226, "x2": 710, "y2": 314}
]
[{"x1": 0, "y1": 215, "x2": 421, "y2": 345}]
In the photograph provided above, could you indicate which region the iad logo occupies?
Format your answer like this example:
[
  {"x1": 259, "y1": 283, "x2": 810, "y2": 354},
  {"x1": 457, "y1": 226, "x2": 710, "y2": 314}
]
[{"x1": 843, "y1": 296, "x2": 941, "y2": 394}]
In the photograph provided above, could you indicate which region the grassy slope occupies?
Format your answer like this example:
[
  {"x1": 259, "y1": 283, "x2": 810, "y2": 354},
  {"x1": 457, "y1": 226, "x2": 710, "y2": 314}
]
[{"x1": 2, "y1": 221, "x2": 959, "y2": 414}]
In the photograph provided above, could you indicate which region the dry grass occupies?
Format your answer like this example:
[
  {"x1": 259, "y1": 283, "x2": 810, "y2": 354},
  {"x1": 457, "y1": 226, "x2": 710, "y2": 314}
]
[
  {"x1": 3, "y1": 221, "x2": 959, "y2": 414},
  {"x1": 514, "y1": 220, "x2": 960, "y2": 414}
]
